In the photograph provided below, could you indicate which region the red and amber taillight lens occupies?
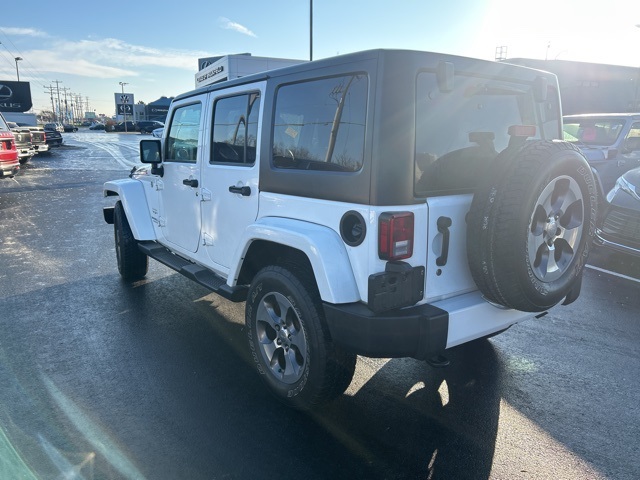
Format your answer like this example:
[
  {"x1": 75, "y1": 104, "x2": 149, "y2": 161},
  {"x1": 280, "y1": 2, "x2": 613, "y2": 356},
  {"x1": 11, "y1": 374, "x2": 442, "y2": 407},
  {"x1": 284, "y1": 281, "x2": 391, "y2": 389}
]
[{"x1": 378, "y1": 212, "x2": 414, "y2": 261}]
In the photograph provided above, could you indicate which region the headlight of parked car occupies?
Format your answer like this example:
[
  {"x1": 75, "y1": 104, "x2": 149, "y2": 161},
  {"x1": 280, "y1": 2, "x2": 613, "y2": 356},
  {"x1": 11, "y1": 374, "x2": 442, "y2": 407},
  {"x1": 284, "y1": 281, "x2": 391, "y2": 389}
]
[{"x1": 607, "y1": 175, "x2": 639, "y2": 202}]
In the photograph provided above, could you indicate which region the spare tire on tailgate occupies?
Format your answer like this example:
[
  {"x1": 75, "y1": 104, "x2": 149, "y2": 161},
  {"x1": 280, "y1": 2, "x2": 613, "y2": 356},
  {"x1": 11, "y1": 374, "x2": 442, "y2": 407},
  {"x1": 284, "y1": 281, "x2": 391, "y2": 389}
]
[{"x1": 467, "y1": 140, "x2": 597, "y2": 312}]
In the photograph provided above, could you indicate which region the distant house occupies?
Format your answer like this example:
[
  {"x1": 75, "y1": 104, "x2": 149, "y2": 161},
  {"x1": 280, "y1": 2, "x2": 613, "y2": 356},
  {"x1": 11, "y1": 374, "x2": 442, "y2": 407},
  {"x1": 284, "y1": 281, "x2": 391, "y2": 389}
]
[{"x1": 505, "y1": 58, "x2": 640, "y2": 115}]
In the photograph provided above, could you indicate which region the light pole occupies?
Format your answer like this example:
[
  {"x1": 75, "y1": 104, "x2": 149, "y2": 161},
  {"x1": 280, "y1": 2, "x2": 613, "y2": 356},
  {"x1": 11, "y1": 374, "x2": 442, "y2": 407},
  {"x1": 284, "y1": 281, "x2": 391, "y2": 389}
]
[
  {"x1": 119, "y1": 81, "x2": 129, "y2": 133},
  {"x1": 309, "y1": 0, "x2": 313, "y2": 61},
  {"x1": 15, "y1": 57, "x2": 22, "y2": 81}
]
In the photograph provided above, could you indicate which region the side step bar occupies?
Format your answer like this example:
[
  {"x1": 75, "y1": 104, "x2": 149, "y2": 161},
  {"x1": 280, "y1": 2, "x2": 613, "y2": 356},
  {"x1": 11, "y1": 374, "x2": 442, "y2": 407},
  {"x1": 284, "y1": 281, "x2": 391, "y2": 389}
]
[{"x1": 137, "y1": 241, "x2": 247, "y2": 302}]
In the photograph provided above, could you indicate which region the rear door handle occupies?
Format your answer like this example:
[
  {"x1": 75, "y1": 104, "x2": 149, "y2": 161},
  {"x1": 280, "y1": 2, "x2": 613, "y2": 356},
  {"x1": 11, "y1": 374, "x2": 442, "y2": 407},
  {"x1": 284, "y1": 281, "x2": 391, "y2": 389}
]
[
  {"x1": 229, "y1": 185, "x2": 251, "y2": 196},
  {"x1": 182, "y1": 178, "x2": 199, "y2": 188}
]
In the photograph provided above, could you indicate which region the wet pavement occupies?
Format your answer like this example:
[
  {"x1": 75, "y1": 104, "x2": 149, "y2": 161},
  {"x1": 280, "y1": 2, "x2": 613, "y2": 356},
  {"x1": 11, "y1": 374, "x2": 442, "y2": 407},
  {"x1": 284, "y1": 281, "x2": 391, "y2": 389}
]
[{"x1": 0, "y1": 130, "x2": 638, "y2": 479}]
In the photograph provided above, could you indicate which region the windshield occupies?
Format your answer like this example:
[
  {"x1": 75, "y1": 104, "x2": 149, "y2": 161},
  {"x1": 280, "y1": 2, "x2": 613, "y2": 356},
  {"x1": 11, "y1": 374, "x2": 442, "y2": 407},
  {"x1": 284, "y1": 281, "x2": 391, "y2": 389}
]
[{"x1": 562, "y1": 118, "x2": 625, "y2": 146}]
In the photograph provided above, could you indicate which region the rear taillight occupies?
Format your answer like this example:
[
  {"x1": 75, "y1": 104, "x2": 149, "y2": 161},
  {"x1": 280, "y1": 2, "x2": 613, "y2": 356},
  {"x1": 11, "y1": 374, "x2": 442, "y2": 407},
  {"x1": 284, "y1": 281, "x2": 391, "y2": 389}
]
[{"x1": 378, "y1": 212, "x2": 414, "y2": 261}]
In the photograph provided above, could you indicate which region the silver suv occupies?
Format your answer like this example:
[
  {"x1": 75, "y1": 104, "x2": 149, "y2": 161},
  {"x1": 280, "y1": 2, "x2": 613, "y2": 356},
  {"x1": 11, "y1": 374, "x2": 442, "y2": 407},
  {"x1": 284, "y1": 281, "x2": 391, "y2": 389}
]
[
  {"x1": 104, "y1": 50, "x2": 596, "y2": 410},
  {"x1": 563, "y1": 113, "x2": 640, "y2": 195}
]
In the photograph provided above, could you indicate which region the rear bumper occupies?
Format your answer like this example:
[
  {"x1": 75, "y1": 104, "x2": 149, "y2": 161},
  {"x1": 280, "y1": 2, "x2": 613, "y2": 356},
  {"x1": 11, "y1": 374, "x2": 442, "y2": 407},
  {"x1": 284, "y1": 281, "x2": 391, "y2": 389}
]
[
  {"x1": 324, "y1": 301, "x2": 448, "y2": 360},
  {"x1": 0, "y1": 160, "x2": 20, "y2": 177},
  {"x1": 17, "y1": 147, "x2": 35, "y2": 159},
  {"x1": 324, "y1": 291, "x2": 535, "y2": 360}
]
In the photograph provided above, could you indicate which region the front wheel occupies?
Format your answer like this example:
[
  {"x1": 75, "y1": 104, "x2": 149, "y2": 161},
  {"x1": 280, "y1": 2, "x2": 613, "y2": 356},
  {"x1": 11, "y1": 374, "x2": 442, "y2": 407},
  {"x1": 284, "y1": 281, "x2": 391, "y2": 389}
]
[
  {"x1": 246, "y1": 265, "x2": 356, "y2": 410},
  {"x1": 113, "y1": 200, "x2": 148, "y2": 280}
]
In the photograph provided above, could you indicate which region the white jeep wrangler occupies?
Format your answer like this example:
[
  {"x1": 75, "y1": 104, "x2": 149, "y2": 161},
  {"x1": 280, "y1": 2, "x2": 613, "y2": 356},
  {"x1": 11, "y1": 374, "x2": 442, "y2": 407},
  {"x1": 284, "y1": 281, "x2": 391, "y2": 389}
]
[{"x1": 103, "y1": 49, "x2": 596, "y2": 410}]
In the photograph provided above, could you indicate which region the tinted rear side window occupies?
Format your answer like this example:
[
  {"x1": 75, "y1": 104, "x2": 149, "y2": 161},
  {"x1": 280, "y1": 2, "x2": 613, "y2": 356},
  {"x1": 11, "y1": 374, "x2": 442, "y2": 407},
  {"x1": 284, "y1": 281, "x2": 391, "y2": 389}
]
[{"x1": 272, "y1": 74, "x2": 367, "y2": 172}]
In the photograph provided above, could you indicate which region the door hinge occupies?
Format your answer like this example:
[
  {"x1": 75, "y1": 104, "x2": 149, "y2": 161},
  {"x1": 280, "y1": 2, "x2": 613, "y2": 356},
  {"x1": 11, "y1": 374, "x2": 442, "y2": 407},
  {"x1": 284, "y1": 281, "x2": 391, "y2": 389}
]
[
  {"x1": 154, "y1": 180, "x2": 164, "y2": 191},
  {"x1": 202, "y1": 233, "x2": 214, "y2": 246},
  {"x1": 158, "y1": 216, "x2": 166, "y2": 227},
  {"x1": 201, "y1": 188, "x2": 212, "y2": 201}
]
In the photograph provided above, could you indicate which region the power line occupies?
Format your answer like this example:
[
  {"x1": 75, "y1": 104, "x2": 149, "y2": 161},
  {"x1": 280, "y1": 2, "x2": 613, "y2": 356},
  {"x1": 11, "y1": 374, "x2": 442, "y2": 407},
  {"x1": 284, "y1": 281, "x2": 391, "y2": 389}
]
[{"x1": 0, "y1": 29, "x2": 50, "y2": 88}]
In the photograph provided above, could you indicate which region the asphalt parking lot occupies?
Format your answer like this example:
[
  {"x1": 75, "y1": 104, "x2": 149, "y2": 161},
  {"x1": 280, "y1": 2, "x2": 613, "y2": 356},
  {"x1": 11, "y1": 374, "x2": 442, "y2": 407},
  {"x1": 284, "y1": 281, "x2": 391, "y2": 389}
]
[{"x1": 0, "y1": 131, "x2": 638, "y2": 479}]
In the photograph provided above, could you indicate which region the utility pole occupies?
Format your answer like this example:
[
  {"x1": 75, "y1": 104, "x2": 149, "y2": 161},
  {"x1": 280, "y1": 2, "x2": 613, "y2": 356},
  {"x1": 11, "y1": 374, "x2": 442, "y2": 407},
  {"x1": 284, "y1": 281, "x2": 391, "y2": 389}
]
[
  {"x1": 44, "y1": 85, "x2": 56, "y2": 122},
  {"x1": 53, "y1": 80, "x2": 63, "y2": 123},
  {"x1": 75, "y1": 95, "x2": 83, "y2": 122},
  {"x1": 62, "y1": 88, "x2": 71, "y2": 123}
]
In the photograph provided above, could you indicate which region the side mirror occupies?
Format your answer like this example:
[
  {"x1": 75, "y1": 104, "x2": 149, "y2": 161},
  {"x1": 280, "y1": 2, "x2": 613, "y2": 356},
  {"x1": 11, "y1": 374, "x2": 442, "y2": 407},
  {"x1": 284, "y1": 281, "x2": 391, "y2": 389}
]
[{"x1": 140, "y1": 139, "x2": 164, "y2": 176}]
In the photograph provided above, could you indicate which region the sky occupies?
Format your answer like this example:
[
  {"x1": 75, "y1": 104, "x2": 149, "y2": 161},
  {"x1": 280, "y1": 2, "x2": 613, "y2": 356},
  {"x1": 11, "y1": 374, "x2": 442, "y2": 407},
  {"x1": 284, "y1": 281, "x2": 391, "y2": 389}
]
[{"x1": 1, "y1": 0, "x2": 640, "y2": 117}]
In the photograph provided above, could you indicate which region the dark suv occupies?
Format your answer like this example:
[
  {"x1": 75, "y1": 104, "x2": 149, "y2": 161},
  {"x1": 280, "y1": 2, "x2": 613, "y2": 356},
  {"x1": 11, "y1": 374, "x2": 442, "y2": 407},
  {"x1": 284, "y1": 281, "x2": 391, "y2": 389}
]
[
  {"x1": 113, "y1": 121, "x2": 137, "y2": 132},
  {"x1": 137, "y1": 120, "x2": 164, "y2": 134}
]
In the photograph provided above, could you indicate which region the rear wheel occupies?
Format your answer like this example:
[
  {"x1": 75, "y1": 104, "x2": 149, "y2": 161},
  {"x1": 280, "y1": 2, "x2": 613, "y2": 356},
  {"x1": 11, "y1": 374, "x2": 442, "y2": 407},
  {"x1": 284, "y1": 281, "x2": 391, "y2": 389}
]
[
  {"x1": 246, "y1": 265, "x2": 356, "y2": 410},
  {"x1": 113, "y1": 201, "x2": 148, "y2": 280}
]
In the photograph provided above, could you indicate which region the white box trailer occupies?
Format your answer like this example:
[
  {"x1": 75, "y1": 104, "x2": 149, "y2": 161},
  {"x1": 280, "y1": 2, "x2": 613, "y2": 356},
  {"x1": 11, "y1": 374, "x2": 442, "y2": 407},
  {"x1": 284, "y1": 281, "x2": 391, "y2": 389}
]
[{"x1": 195, "y1": 54, "x2": 306, "y2": 89}]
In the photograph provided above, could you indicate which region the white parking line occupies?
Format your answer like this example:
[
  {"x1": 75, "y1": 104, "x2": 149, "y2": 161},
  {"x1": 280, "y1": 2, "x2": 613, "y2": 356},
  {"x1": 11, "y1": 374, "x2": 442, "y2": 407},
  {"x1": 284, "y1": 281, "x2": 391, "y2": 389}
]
[{"x1": 585, "y1": 264, "x2": 640, "y2": 284}]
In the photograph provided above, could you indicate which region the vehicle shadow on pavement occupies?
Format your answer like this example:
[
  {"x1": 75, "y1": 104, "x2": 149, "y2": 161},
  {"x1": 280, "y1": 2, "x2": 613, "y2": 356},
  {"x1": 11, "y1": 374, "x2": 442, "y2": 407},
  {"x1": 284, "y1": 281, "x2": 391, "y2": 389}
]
[{"x1": 320, "y1": 340, "x2": 503, "y2": 480}]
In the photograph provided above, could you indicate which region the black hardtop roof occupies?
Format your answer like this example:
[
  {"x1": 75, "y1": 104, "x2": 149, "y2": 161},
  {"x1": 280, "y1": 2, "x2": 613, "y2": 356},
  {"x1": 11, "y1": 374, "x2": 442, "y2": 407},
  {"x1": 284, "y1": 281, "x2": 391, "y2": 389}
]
[{"x1": 173, "y1": 48, "x2": 557, "y2": 103}]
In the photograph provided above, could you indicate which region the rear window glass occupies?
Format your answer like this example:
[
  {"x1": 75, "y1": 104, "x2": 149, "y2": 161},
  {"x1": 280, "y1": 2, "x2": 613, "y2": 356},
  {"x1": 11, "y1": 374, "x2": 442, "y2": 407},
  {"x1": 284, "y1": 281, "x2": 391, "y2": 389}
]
[
  {"x1": 415, "y1": 72, "x2": 557, "y2": 196},
  {"x1": 272, "y1": 74, "x2": 367, "y2": 172}
]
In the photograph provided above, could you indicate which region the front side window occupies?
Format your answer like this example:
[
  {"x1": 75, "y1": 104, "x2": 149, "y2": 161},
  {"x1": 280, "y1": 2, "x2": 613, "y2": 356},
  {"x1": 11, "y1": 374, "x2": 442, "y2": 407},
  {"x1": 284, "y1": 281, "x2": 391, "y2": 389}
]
[
  {"x1": 211, "y1": 92, "x2": 260, "y2": 165},
  {"x1": 272, "y1": 74, "x2": 367, "y2": 172},
  {"x1": 165, "y1": 103, "x2": 202, "y2": 163},
  {"x1": 415, "y1": 73, "x2": 548, "y2": 196}
]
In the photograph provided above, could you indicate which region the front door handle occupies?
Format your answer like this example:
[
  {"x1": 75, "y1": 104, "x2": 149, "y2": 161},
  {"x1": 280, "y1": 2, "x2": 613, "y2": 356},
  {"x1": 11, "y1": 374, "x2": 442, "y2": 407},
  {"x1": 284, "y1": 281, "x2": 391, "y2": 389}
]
[
  {"x1": 229, "y1": 185, "x2": 251, "y2": 196},
  {"x1": 182, "y1": 178, "x2": 199, "y2": 188}
]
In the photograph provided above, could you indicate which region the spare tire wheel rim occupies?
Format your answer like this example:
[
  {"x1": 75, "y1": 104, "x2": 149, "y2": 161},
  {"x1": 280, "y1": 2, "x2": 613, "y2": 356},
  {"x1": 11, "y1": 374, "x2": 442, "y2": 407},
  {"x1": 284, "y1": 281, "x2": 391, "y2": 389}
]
[
  {"x1": 255, "y1": 291, "x2": 308, "y2": 385},
  {"x1": 527, "y1": 175, "x2": 584, "y2": 282}
]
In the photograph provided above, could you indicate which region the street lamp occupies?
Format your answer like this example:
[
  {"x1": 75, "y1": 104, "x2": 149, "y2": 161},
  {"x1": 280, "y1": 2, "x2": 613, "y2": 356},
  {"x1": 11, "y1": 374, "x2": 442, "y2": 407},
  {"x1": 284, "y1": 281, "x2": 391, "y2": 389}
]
[
  {"x1": 119, "y1": 81, "x2": 129, "y2": 133},
  {"x1": 15, "y1": 57, "x2": 22, "y2": 81}
]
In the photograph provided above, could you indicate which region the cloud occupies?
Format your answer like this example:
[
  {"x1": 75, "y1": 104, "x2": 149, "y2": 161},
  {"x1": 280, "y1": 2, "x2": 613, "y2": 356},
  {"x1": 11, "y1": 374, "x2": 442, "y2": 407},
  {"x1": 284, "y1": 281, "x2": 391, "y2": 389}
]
[
  {"x1": 0, "y1": 26, "x2": 48, "y2": 37},
  {"x1": 20, "y1": 37, "x2": 213, "y2": 78},
  {"x1": 218, "y1": 17, "x2": 257, "y2": 38}
]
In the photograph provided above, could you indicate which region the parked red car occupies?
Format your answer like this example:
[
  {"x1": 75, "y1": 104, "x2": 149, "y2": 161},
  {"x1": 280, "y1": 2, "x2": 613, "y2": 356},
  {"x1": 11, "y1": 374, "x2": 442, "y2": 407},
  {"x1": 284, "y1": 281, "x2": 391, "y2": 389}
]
[{"x1": 0, "y1": 112, "x2": 19, "y2": 178}]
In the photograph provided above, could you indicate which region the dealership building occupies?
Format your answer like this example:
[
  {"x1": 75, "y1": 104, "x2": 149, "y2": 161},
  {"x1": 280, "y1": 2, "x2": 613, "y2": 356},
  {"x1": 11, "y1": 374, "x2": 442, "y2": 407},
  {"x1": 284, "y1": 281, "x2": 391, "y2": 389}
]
[
  {"x1": 194, "y1": 53, "x2": 306, "y2": 89},
  {"x1": 505, "y1": 58, "x2": 640, "y2": 115}
]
